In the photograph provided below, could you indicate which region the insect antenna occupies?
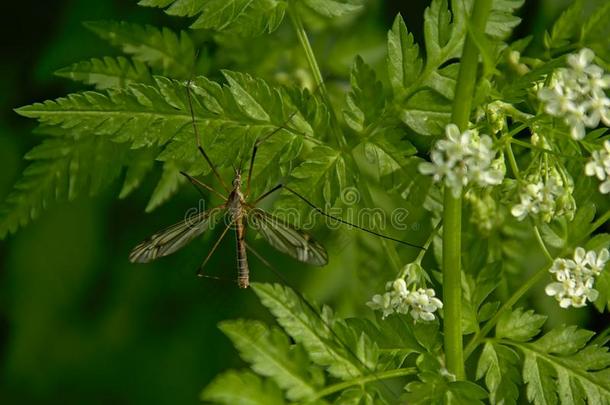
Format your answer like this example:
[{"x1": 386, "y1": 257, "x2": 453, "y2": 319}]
[
  {"x1": 252, "y1": 184, "x2": 424, "y2": 250},
  {"x1": 245, "y1": 242, "x2": 404, "y2": 403}
]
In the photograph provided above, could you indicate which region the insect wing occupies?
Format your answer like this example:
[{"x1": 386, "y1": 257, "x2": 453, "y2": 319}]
[
  {"x1": 248, "y1": 208, "x2": 328, "y2": 266},
  {"x1": 129, "y1": 207, "x2": 222, "y2": 263}
]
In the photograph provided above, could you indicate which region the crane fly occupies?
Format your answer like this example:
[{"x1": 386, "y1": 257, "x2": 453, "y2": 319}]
[{"x1": 129, "y1": 81, "x2": 328, "y2": 288}]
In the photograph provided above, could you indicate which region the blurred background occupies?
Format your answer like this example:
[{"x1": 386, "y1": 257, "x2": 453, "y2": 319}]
[{"x1": 0, "y1": 0, "x2": 577, "y2": 404}]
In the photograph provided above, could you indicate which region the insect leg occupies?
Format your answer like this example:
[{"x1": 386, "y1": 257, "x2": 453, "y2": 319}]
[
  {"x1": 180, "y1": 171, "x2": 227, "y2": 201},
  {"x1": 185, "y1": 79, "x2": 231, "y2": 193},
  {"x1": 197, "y1": 218, "x2": 234, "y2": 276},
  {"x1": 253, "y1": 183, "x2": 425, "y2": 249}
]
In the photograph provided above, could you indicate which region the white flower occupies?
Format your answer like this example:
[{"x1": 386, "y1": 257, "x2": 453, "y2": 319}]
[
  {"x1": 545, "y1": 247, "x2": 609, "y2": 309},
  {"x1": 586, "y1": 248, "x2": 609, "y2": 276},
  {"x1": 419, "y1": 124, "x2": 504, "y2": 197},
  {"x1": 368, "y1": 277, "x2": 443, "y2": 322},
  {"x1": 538, "y1": 48, "x2": 610, "y2": 140},
  {"x1": 511, "y1": 173, "x2": 572, "y2": 222},
  {"x1": 585, "y1": 140, "x2": 610, "y2": 194},
  {"x1": 367, "y1": 293, "x2": 394, "y2": 319}
]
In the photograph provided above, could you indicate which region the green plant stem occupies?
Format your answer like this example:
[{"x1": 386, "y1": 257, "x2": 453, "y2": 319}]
[
  {"x1": 442, "y1": 0, "x2": 492, "y2": 380},
  {"x1": 590, "y1": 209, "x2": 610, "y2": 234},
  {"x1": 464, "y1": 263, "x2": 551, "y2": 359},
  {"x1": 287, "y1": 4, "x2": 347, "y2": 149},
  {"x1": 533, "y1": 225, "x2": 554, "y2": 263},
  {"x1": 312, "y1": 367, "x2": 417, "y2": 399}
]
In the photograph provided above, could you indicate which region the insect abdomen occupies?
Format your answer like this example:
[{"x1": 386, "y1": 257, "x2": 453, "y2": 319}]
[{"x1": 235, "y1": 219, "x2": 249, "y2": 288}]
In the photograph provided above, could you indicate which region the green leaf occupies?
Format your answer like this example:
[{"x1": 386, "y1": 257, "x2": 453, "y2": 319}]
[
  {"x1": 284, "y1": 145, "x2": 351, "y2": 210},
  {"x1": 201, "y1": 370, "x2": 286, "y2": 405},
  {"x1": 84, "y1": 21, "x2": 196, "y2": 78},
  {"x1": 251, "y1": 283, "x2": 364, "y2": 380},
  {"x1": 495, "y1": 308, "x2": 546, "y2": 342},
  {"x1": 218, "y1": 319, "x2": 324, "y2": 401},
  {"x1": 423, "y1": 0, "x2": 466, "y2": 65},
  {"x1": 138, "y1": 0, "x2": 287, "y2": 37},
  {"x1": 119, "y1": 148, "x2": 157, "y2": 198},
  {"x1": 55, "y1": 56, "x2": 153, "y2": 90},
  {"x1": 386, "y1": 14, "x2": 422, "y2": 93},
  {"x1": 145, "y1": 162, "x2": 184, "y2": 212},
  {"x1": 15, "y1": 79, "x2": 192, "y2": 149},
  {"x1": 399, "y1": 89, "x2": 452, "y2": 136},
  {"x1": 481, "y1": 0, "x2": 524, "y2": 40},
  {"x1": 360, "y1": 127, "x2": 417, "y2": 183},
  {"x1": 300, "y1": 0, "x2": 362, "y2": 18},
  {"x1": 343, "y1": 56, "x2": 385, "y2": 133},
  {"x1": 405, "y1": 357, "x2": 488, "y2": 405},
  {"x1": 549, "y1": 0, "x2": 610, "y2": 58},
  {"x1": 476, "y1": 342, "x2": 521, "y2": 405},
  {"x1": 334, "y1": 387, "x2": 379, "y2": 404},
  {"x1": 0, "y1": 137, "x2": 130, "y2": 238},
  {"x1": 515, "y1": 325, "x2": 610, "y2": 405}
]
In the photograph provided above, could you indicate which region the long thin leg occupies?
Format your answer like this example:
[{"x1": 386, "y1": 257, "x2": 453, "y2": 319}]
[
  {"x1": 252, "y1": 183, "x2": 282, "y2": 205},
  {"x1": 185, "y1": 80, "x2": 231, "y2": 193},
  {"x1": 245, "y1": 108, "x2": 305, "y2": 198},
  {"x1": 244, "y1": 242, "x2": 400, "y2": 401},
  {"x1": 180, "y1": 171, "x2": 227, "y2": 201},
  {"x1": 197, "y1": 218, "x2": 234, "y2": 276},
  {"x1": 245, "y1": 143, "x2": 259, "y2": 198},
  {"x1": 252, "y1": 183, "x2": 424, "y2": 249}
]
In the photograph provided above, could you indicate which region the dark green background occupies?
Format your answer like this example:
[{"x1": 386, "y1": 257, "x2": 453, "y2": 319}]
[{"x1": 0, "y1": 0, "x2": 575, "y2": 404}]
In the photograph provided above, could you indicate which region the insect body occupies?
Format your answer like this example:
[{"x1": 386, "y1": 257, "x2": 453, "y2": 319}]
[{"x1": 129, "y1": 162, "x2": 328, "y2": 288}]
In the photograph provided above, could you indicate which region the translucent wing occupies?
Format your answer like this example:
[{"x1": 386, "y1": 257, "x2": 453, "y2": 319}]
[
  {"x1": 248, "y1": 208, "x2": 328, "y2": 266},
  {"x1": 129, "y1": 207, "x2": 223, "y2": 263}
]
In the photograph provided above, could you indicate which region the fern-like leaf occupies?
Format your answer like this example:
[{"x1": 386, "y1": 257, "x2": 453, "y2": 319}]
[
  {"x1": 218, "y1": 319, "x2": 325, "y2": 401},
  {"x1": 84, "y1": 21, "x2": 196, "y2": 78},
  {"x1": 55, "y1": 56, "x2": 153, "y2": 89},
  {"x1": 201, "y1": 370, "x2": 286, "y2": 405},
  {"x1": 138, "y1": 0, "x2": 287, "y2": 36},
  {"x1": 0, "y1": 137, "x2": 130, "y2": 237},
  {"x1": 251, "y1": 283, "x2": 366, "y2": 380},
  {"x1": 138, "y1": 0, "x2": 362, "y2": 36}
]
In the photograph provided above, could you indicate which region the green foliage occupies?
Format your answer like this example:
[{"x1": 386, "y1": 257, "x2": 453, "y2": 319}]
[
  {"x1": 55, "y1": 56, "x2": 153, "y2": 89},
  {"x1": 84, "y1": 20, "x2": 196, "y2": 78},
  {"x1": 6, "y1": 0, "x2": 610, "y2": 404},
  {"x1": 475, "y1": 308, "x2": 610, "y2": 405},
  {"x1": 548, "y1": 0, "x2": 610, "y2": 59},
  {"x1": 202, "y1": 283, "x2": 436, "y2": 404},
  {"x1": 201, "y1": 370, "x2": 287, "y2": 405},
  {"x1": 138, "y1": 0, "x2": 362, "y2": 36}
]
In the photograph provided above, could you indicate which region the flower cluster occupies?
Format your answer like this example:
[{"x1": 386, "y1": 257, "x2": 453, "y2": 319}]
[
  {"x1": 585, "y1": 140, "x2": 610, "y2": 194},
  {"x1": 419, "y1": 124, "x2": 505, "y2": 197},
  {"x1": 511, "y1": 171, "x2": 575, "y2": 222},
  {"x1": 545, "y1": 247, "x2": 608, "y2": 308},
  {"x1": 538, "y1": 48, "x2": 610, "y2": 140},
  {"x1": 367, "y1": 278, "x2": 443, "y2": 322}
]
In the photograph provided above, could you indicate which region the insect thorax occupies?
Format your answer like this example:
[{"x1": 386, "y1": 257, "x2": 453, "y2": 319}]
[{"x1": 227, "y1": 188, "x2": 245, "y2": 221}]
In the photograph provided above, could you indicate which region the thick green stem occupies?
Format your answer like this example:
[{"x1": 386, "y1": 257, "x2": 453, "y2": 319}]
[{"x1": 442, "y1": 0, "x2": 492, "y2": 380}]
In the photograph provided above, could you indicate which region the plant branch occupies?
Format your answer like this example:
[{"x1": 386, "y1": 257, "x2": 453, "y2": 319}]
[
  {"x1": 287, "y1": 3, "x2": 347, "y2": 149},
  {"x1": 464, "y1": 263, "x2": 551, "y2": 359},
  {"x1": 312, "y1": 367, "x2": 417, "y2": 399}
]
